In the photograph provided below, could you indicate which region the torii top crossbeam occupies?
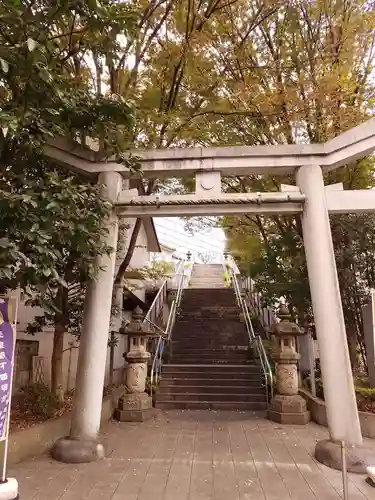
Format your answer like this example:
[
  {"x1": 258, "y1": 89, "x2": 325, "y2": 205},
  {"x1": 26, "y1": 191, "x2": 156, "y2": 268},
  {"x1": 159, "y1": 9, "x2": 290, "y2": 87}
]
[{"x1": 44, "y1": 117, "x2": 375, "y2": 178}]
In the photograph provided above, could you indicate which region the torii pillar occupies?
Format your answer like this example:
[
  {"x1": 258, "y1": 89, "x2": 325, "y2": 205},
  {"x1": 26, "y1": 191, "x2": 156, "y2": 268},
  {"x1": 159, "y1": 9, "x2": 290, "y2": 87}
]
[
  {"x1": 296, "y1": 165, "x2": 373, "y2": 472},
  {"x1": 52, "y1": 171, "x2": 122, "y2": 463}
]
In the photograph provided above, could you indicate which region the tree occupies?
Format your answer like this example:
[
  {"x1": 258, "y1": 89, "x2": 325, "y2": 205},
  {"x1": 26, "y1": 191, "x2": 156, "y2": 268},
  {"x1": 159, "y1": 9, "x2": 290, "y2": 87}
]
[
  {"x1": 112, "y1": 0, "x2": 281, "y2": 279},
  {"x1": 0, "y1": 160, "x2": 114, "y2": 401},
  {"x1": 0, "y1": 0, "x2": 135, "y2": 157},
  {"x1": 125, "y1": 0, "x2": 375, "y2": 369},
  {"x1": 0, "y1": 0, "x2": 136, "y2": 399}
]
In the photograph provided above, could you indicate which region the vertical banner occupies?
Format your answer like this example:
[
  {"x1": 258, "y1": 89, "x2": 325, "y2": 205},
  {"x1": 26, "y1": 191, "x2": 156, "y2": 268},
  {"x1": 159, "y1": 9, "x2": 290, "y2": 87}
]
[{"x1": 0, "y1": 297, "x2": 17, "y2": 442}]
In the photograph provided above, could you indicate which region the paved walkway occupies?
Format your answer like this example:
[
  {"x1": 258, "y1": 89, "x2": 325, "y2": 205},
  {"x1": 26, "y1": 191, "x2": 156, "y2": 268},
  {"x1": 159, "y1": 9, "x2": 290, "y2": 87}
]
[{"x1": 10, "y1": 411, "x2": 375, "y2": 500}]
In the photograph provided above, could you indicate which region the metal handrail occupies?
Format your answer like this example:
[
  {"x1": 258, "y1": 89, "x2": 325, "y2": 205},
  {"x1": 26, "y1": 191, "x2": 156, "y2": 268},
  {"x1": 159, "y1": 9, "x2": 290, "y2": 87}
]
[
  {"x1": 143, "y1": 277, "x2": 168, "y2": 329},
  {"x1": 143, "y1": 258, "x2": 187, "y2": 331},
  {"x1": 222, "y1": 257, "x2": 274, "y2": 402},
  {"x1": 150, "y1": 259, "x2": 192, "y2": 388}
]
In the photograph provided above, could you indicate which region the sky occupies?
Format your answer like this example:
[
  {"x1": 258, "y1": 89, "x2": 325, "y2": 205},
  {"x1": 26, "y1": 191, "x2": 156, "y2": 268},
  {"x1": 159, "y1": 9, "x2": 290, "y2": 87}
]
[{"x1": 154, "y1": 217, "x2": 226, "y2": 263}]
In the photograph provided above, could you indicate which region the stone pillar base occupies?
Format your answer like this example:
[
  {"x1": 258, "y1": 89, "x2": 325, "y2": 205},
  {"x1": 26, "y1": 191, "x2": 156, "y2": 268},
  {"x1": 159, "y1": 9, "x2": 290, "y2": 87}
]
[
  {"x1": 366, "y1": 466, "x2": 375, "y2": 487},
  {"x1": 267, "y1": 394, "x2": 310, "y2": 425},
  {"x1": 114, "y1": 392, "x2": 155, "y2": 422},
  {"x1": 0, "y1": 478, "x2": 19, "y2": 500},
  {"x1": 51, "y1": 437, "x2": 105, "y2": 464},
  {"x1": 315, "y1": 439, "x2": 375, "y2": 474}
]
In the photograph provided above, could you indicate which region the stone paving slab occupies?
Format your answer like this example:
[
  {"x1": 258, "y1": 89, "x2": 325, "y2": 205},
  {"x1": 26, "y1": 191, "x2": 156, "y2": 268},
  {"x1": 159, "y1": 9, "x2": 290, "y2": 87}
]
[{"x1": 9, "y1": 411, "x2": 375, "y2": 500}]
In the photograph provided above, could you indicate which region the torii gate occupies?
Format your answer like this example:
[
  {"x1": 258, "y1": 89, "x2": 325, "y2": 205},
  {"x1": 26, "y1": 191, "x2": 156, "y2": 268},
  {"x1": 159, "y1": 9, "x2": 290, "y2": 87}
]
[{"x1": 46, "y1": 118, "x2": 375, "y2": 469}]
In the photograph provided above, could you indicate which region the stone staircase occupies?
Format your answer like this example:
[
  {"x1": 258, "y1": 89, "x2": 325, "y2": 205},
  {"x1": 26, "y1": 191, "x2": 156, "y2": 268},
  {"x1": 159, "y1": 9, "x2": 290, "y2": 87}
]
[
  {"x1": 156, "y1": 264, "x2": 267, "y2": 410},
  {"x1": 189, "y1": 263, "x2": 226, "y2": 288}
]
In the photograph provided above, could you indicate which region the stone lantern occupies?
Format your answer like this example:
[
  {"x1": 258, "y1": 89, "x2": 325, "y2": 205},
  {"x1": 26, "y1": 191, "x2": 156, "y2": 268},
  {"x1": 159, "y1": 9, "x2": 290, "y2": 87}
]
[
  {"x1": 114, "y1": 307, "x2": 154, "y2": 422},
  {"x1": 267, "y1": 306, "x2": 310, "y2": 424}
]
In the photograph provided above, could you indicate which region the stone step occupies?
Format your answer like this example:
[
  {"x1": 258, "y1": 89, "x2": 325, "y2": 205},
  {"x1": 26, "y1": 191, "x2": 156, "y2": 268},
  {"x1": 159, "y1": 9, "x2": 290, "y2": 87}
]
[
  {"x1": 173, "y1": 322, "x2": 246, "y2": 329},
  {"x1": 171, "y1": 342, "x2": 248, "y2": 349},
  {"x1": 173, "y1": 326, "x2": 244, "y2": 332},
  {"x1": 158, "y1": 384, "x2": 264, "y2": 394},
  {"x1": 180, "y1": 304, "x2": 237, "y2": 309},
  {"x1": 171, "y1": 351, "x2": 248, "y2": 359},
  {"x1": 161, "y1": 371, "x2": 260, "y2": 380},
  {"x1": 188, "y1": 284, "x2": 226, "y2": 288},
  {"x1": 169, "y1": 359, "x2": 252, "y2": 366},
  {"x1": 170, "y1": 358, "x2": 249, "y2": 365},
  {"x1": 182, "y1": 291, "x2": 234, "y2": 298},
  {"x1": 182, "y1": 294, "x2": 237, "y2": 298},
  {"x1": 183, "y1": 294, "x2": 232, "y2": 297},
  {"x1": 171, "y1": 347, "x2": 248, "y2": 354},
  {"x1": 171, "y1": 354, "x2": 259, "y2": 367},
  {"x1": 160, "y1": 377, "x2": 263, "y2": 387},
  {"x1": 183, "y1": 290, "x2": 233, "y2": 294},
  {"x1": 156, "y1": 392, "x2": 266, "y2": 403},
  {"x1": 182, "y1": 295, "x2": 236, "y2": 300},
  {"x1": 177, "y1": 308, "x2": 240, "y2": 313},
  {"x1": 189, "y1": 275, "x2": 224, "y2": 279},
  {"x1": 172, "y1": 338, "x2": 248, "y2": 344},
  {"x1": 156, "y1": 400, "x2": 268, "y2": 411},
  {"x1": 171, "y1": 349, "x2": 248, "y2": 356},
  {"x1": 176, "y1": 316, "x2": 241, "y2": 320},
  {"x1": 162, "y1": 364, "x2": 260, "y2": 373},
  {"x1": 172, "y1": 331, "x2": 247, "y2": 338}
]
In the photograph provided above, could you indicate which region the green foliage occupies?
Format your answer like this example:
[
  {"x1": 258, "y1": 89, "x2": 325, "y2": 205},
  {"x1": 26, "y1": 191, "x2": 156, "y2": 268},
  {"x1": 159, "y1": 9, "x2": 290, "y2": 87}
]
[
  {"x1": 137, "y1": 260, "x2": 174, "y2": 285},
  {"x1": 0, "y1": 0, "x2": 137, "y2": 341},
  {"x1": 355, "y1": 387, "x2": 375, "y2": 401},
  {"x1": 223, "y1": 272, "x2": 232, "y2": 288},
  {"x1": 0, "y1": 163, "x2": 112, "y2": 335},
  {"x1": 354, "y1": 376, "x2": 370, "y2": 388},
  {"x1": 0, "y1": 0, "x2": 136, "y2": 155},
  {"x1": 19, "y1": 382, "x2": 61, "y2": 419},
  {"x1": 123, "y1": 0, "x2": 375, "y2": 373}
]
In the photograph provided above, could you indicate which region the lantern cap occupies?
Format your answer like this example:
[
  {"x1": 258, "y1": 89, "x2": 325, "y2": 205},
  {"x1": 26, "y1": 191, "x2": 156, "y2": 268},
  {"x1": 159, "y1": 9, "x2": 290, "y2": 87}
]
[
  {"x1": 126, "y1": 306, "x2": 150, "y2": 336},
  {"x1": 270, "y1": 305, "x2": 305, "y2": 337}
]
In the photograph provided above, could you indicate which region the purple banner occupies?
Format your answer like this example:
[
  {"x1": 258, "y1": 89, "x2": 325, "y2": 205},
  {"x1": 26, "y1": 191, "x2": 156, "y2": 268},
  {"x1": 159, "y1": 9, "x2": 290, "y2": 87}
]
[{"x1": 0, "y1": 299, "x2": 16, "y2": 441}]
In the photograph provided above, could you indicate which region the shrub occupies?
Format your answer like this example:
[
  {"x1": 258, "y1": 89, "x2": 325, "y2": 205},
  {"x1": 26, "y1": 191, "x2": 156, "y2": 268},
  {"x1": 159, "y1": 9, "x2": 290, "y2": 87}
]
[
  {"x1": 354, "y1": 376, "x2": 370, "y2": 388},
  {"x1": 19, "y1": 383, "x2": 61, "y2": 419},
  {"x1": 302, "y1": 375, "x2": 324, "y2": 400},
  {"x1": 355, "y1": 387, "x2": 375, "y2": 401}
]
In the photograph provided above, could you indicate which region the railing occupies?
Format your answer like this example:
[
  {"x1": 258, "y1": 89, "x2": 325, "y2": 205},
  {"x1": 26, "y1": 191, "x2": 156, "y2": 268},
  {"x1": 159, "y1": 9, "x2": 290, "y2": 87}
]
[
  {"x1": 143, "y1": 257, "x2": 186, "y2": 334},
  {"x1": 223, "y1": 257, "x2": 274, "y2": 402},
  {"x1": 142, "y1": 278, "x2": 168, "y2": 336},
  {"x1": 150, "y1": 259, "x2": 192, "y2": 388}
]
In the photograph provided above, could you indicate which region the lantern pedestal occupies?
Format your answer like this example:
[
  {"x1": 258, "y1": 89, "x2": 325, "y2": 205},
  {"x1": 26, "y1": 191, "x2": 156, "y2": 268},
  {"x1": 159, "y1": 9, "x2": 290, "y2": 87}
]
[
  {"x1": 114, "y1": 307, "x2": 155, "y2": 423},
  {"x1": 268, "y1": 394, "x2": 310, "y2": 425},
  {"x1": 114, "y1": 392, "x2": 154, "y2": 422}
]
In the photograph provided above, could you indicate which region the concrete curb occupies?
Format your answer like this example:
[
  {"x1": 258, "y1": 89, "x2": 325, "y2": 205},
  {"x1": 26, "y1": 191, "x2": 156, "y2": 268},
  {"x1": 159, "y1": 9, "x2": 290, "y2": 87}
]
[
  {"x1": 1, "y1": 386, "x2": 125, "y2": 466},
  {"x1": 300, "y1": 388, "x2": 375, "y2": 439}
]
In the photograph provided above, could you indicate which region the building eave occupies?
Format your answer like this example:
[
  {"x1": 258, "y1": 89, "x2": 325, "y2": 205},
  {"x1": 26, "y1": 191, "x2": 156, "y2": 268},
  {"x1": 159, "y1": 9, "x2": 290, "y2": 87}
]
[{"x1": 142, "y1": 217, "x2": 161, "y2": 252}]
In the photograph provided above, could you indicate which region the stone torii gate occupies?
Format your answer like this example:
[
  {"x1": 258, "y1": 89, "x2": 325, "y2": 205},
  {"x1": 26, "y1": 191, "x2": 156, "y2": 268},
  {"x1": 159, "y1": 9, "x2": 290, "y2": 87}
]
[{"x1": 46, "y1": 119, "x2": 375, "y2": 469}]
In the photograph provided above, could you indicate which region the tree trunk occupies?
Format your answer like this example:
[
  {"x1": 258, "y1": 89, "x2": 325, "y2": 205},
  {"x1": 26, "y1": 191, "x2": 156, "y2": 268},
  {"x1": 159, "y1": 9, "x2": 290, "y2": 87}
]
[
  {"x1": 114, "y1": 180, "x2": 155, "y2": 285},
  {"x1": 52, "y1": 285, "x2": 69, "y2": 404},
  {"x1": 347, "y1": 330, "x2": 359, "y2": 372},
  {"x1": 115, "y1": 218, "x2": 142, "y2": 284},
  {"x1": 51, "y1": 322, "x2": 65, "y2": 404},
  {"x1": 109, "y1": 330, "x2": 115, "y2": 387}
]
